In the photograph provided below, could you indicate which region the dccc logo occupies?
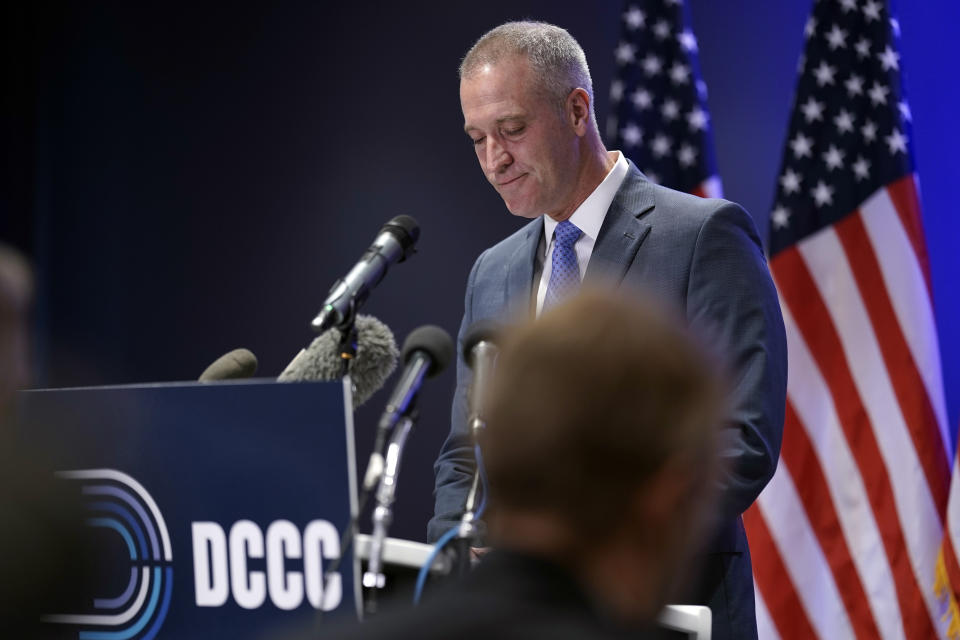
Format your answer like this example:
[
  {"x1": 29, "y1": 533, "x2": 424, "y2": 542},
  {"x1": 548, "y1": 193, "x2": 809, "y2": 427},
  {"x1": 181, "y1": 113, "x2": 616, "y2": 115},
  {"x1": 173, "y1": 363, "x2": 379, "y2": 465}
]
[{"x1": 44, "y1": 469, "x2": 174, "y2": 640}]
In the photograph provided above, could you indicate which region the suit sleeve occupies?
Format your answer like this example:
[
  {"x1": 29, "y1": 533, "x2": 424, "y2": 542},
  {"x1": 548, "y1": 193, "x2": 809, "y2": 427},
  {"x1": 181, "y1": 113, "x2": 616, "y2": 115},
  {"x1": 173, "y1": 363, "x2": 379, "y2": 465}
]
[
  {"x1": 427, "y1": 250, "x2": 485, "y2": 542},
  {"x1": 686, "y1": 201, "x2": 788, "y2": 518}
]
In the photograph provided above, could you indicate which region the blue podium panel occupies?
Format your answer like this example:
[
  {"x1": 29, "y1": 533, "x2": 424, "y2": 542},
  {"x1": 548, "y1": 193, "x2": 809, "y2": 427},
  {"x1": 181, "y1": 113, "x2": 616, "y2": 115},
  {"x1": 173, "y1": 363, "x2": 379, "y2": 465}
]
[{"x1": 17, "y1": 380, "x2": 356, "y2": 640}]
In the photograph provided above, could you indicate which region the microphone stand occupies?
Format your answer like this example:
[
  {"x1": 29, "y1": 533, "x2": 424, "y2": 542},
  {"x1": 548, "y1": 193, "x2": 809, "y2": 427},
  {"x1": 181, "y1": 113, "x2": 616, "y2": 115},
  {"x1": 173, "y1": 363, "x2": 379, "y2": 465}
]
[
  {"x1": 363, "y1": 406, "x2": 419, "y2": 615},
  {"x1": 315, "y1": 315, "x2": 363, "y2": 627},
  {"x1": 454, "y1": 472, "x2": 482, "y2": 576},
  {"x1": 338, "y1": 322, "x2": 358, "y2": 378},
  {"x1": 454, "y1": 413, "x2": 486, "y2": 576}
]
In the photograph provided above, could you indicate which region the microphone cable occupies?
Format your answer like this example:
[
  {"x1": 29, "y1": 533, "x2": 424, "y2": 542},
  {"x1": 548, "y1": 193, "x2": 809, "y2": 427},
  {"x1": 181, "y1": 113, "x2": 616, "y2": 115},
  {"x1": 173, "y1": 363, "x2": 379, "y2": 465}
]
[{"x1": 413, "y1": 443, "x2": 489, "y2": 605}]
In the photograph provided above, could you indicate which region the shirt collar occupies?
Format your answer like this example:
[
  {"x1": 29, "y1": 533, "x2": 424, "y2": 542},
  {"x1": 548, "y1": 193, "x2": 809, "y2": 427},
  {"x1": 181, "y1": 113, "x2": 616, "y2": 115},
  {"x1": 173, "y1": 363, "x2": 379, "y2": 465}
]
[{"x1": 543, "y1": 151, "x2": 630, "y2": 243}]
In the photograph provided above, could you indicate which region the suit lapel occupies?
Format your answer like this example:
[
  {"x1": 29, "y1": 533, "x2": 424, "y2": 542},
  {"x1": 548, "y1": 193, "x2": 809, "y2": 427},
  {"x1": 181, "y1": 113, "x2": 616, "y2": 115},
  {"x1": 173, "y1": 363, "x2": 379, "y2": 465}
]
[
  {"x1": 500, "y1": 163, "x2": 654, "y2": 314},
  {"x1": 505, "y1": 217, "x2": 542, "y2": 317},
  {"x1": 584, "y1": 163, "x2": 656, "y2": 286}
]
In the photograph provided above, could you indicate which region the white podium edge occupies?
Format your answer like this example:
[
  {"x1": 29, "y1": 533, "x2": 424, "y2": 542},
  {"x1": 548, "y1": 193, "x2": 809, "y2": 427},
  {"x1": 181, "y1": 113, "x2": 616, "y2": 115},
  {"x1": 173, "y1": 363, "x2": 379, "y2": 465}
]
[{"x1": 658, "y1": 604, "x2": 712, "y2": 639}]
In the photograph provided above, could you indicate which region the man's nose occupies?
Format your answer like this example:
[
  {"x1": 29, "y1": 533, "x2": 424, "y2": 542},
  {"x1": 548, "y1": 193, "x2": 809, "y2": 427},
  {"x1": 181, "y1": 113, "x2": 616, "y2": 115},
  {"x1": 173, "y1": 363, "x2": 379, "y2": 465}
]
[{"x1": 483, "y1": 138, "x2": 511, "y2": 174}]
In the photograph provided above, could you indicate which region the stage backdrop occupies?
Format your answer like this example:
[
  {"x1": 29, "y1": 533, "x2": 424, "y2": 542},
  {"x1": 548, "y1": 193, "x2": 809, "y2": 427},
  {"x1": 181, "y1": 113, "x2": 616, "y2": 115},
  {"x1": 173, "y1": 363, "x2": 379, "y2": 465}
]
[{"x1": 4, "y1": 0, "x2": 958, "y2": 543}]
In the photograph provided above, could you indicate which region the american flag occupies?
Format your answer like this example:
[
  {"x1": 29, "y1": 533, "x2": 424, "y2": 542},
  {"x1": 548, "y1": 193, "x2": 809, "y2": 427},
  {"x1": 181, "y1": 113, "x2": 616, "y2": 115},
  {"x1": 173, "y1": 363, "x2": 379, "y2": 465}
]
[
  {"x1": 745, "y1": 1, "x2": 952, "y2": 639},
  {"x1": 938, "y1": 446, "x2": 960, "y2": 639},
  {"x1": 608, "y1": 0, "x2": 722, "y2": 197}
]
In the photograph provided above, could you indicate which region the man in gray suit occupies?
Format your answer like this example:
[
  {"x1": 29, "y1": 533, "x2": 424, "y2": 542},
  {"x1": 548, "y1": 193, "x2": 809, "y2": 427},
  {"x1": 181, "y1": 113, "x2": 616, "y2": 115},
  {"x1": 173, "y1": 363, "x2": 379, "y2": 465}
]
[{"x1": 430, "y1": 21, "x2": 787, "y2": 640}]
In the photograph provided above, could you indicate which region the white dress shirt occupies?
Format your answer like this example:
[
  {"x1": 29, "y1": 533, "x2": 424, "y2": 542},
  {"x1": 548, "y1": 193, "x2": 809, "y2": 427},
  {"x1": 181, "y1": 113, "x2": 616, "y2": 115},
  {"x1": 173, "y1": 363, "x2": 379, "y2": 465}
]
[{"x1": 535, "y1": 151, "x2": 630, "y2": 315}]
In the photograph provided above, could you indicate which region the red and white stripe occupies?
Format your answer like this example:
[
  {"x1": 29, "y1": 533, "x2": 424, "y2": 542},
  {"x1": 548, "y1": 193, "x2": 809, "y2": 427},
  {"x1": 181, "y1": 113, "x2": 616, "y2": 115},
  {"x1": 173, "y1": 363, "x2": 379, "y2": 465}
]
[
  {"x1": 750, "y1": 176, "x2": 951, "y2": 640},
  {"x1": 690, "y1": 175, "x2": 723, "y2": 199}
]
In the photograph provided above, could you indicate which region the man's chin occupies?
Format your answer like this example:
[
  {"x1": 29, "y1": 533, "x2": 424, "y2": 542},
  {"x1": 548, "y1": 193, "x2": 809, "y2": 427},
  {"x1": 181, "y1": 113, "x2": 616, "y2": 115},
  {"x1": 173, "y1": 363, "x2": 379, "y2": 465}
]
[{"x1": 503, "y1": 201, "x2": 541, "y2": 219}]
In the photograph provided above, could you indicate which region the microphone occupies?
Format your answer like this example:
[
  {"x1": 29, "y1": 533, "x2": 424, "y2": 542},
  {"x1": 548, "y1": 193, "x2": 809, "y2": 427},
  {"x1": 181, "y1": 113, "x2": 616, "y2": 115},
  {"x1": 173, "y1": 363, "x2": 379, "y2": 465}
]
[
  {"x1": 363, "y1": 325, "x2": 453, "y2": 490},
  {"x1": 379, "y1": 325, "x2": 454, "y2": 435},
  {"x1": 457, "y1": 321, "x2": 501, "y2": 551},
  {"x1": 463, "y1": 320, "x2": 501, "y2": 438},
  {"x1": 278, "y1": 314, "x2": 398, "y2": 408},
  {"x1": 198, "y1": 348, "x2": 258, "y2": 382},
  {"x1": 363, "y1": 325, "x2": 454, "y2": 597},
  {"x1": 310, "y1": 215, "x2": 419, "y2": 334}
]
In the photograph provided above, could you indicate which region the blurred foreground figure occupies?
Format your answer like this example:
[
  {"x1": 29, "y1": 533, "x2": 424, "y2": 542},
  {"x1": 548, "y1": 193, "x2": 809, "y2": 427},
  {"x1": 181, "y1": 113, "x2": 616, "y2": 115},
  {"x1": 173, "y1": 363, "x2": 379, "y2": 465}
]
[
  {"x1": 0, "y1": 243, "x2": 32, "y2": 409},
  {"x1": 0, "y1": 244, "x2": 90, "y2": 637},
  {"x1": 331, "y1": 289, "x2": 724, "y2": 639}
]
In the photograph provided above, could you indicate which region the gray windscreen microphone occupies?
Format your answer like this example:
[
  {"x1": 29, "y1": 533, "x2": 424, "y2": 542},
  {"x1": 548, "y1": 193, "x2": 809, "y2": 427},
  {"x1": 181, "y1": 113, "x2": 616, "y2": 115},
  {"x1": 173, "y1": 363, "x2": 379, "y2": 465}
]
[
  {"x1": 198, "y1": 348, "x2": 258, "y2": 382},
  {"x1": 278, "y1": 314, "x2": 399, "y2": 408}
]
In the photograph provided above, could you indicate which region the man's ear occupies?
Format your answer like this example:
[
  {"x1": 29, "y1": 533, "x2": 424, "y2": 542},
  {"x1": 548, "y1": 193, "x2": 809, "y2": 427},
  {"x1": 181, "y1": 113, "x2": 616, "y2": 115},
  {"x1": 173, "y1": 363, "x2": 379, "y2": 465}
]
[{"x1": 566, "y1": 88, "x2": 592, "y2": 136}]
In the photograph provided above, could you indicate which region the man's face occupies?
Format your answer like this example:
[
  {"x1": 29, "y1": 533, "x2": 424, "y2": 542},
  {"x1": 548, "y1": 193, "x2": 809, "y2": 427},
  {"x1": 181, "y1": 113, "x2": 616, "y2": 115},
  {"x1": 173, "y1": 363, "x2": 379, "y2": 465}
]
[{"x1": 460, "y1": 56, "x2": 581, "y2": 220}]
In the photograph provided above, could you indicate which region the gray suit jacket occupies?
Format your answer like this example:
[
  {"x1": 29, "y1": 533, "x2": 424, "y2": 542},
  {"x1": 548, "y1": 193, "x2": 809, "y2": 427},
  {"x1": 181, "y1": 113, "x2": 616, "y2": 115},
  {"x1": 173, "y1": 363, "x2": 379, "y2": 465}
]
[{"x1": 430, "y1": 163, "x2": 787, "y2": 640}]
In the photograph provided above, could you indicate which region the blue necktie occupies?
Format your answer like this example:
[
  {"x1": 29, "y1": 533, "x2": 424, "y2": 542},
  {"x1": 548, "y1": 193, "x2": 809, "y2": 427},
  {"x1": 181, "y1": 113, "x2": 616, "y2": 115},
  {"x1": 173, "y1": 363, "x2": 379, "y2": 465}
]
[{"x1": 543, "y1": 220, "x2": 582, "y2": 311}]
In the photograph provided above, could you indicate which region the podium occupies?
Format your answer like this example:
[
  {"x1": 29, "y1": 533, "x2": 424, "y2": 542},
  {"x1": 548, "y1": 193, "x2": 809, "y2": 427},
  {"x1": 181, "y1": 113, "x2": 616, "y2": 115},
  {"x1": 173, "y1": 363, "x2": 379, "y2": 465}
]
[
  {"x1": 16, "y1": 380, "x2": 359, "y2": 639},
  {"x1": 15, "y1": 380, "x2": 712, "y2": 640}
]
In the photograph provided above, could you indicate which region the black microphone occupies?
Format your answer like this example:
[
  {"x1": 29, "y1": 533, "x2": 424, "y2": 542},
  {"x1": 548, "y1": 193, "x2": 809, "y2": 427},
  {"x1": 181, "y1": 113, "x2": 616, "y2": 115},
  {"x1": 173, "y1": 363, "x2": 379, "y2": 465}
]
[
  {"x1": 363, "y1": 325, "x2": 454, "y2": 595},
  {"x1": 463, "y1": 320, "x2": 501, "y2": 438},
  {"x1": 363, "y1": 325, "x2": 454, "y2": 490},
  {"x1": 310, "y1": 215, "x2": 419, "y2": 334},
  {"x1": 278, "y1": 314, "x2": 398, "y2": 408},
  {"x1": 198, "y1": 348, "x2": 258, "y2": 382},
  {"x1": 381, "y1": 325, "x2": 454, "y2": 431}
]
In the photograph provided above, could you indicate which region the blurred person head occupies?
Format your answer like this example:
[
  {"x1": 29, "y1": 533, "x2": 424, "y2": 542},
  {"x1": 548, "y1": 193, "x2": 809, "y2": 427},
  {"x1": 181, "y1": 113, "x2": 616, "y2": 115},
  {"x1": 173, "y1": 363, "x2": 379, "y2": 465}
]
[
  {"x1": 459, "y1": 21, "x2": 611, "y2": 221},
  {"x1": 482, "y1": 288, "x2": 726, "y2": 623},
  {"x1": 0, "y1": 242, "x2": 33, "y2": 408},
  {"x1": 0, "y1": 453, "x2": 91, "y2": 635},
  {"x1": 0, "y1": 244, "x2": 92, "y2": 634}
]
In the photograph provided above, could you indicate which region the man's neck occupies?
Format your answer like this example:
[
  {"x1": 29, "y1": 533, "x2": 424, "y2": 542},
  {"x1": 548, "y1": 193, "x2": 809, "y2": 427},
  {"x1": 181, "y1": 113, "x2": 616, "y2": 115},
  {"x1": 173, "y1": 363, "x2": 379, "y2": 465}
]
[
  {"x1": 547, "y1": 144, "x2": 618, "y2": 223},
  {"x1": 491, "y1": 509, "x2": 665, "y2": 625}
]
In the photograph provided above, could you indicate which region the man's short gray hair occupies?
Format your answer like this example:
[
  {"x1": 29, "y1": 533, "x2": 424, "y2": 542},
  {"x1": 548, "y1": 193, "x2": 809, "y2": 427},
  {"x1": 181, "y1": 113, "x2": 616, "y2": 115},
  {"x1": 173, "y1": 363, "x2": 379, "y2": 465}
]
[{"x1": 460, "y1": 21, "x2": 595, "y2": 118}]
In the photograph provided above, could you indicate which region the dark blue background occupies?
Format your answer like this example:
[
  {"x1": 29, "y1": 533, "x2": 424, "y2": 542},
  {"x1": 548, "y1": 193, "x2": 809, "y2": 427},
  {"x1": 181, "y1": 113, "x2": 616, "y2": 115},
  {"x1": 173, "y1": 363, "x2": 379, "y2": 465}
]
[{"x1": 3, "y1": 0, "x2": 957, "y2": 544}]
